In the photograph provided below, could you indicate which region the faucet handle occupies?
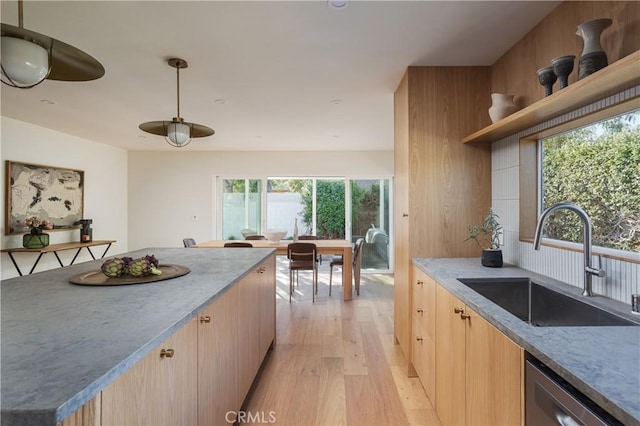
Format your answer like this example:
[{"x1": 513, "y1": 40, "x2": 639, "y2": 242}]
[{"x1": 586, "y1": 255, "x2": 606, "y2": 278}]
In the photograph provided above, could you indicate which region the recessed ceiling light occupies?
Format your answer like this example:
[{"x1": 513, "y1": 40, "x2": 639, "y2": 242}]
[
  {"x1": 40, "y1": 99, "x2": 55, "y2": 105},
  {"x1": 330, "y1": 99, "x2": 342, "y2": 105},
  {"x1": 328, "y1": 0, "x2": 349, "y2": 10},
  {"x1": 214, "y1": 98, "x2": 226, "y2": 104}
]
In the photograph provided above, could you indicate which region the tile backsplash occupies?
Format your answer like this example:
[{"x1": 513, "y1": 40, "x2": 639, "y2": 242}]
[{"x1": 491, "y1": 85, "x2": 640, "y2": 305}]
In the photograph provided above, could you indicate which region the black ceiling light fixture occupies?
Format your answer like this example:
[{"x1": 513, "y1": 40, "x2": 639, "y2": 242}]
[
  {"x1": 139, "y1": 58, "x2": 215, "y2": 148},
  {"x1": 1, "y1": 0, "x2": 105, "y2": 89}
]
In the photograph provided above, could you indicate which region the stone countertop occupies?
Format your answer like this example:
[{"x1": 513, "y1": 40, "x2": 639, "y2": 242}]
[
  {"x1": 1, "y1": 247, "x2": 275, "y2": 426},
  {"x1": 413, "y1": 258, "x2": 640, "y2": 426}
]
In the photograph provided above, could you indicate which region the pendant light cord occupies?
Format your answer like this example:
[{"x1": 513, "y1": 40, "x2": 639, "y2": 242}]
[
  {"x1": 18, "y1": 0, "x2": 24, "y2": 28},
  {"x1": 176, "y1": 65, "x2": 181, "y2": 119}
]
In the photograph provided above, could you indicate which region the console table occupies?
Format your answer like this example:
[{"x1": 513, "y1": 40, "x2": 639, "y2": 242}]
[{"x1": 1, "y1": 240, "x2": 116, "y2": 276}]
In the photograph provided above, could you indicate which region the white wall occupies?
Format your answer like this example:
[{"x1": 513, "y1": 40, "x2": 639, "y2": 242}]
[
  {"x1": 492, "y1": 87, "x2": 640, "y2": 305},
  {"x1": 127, "y1": 151, "x2": 393, "y2": 250},
  {"x1": 1, "y1": 117, "x2": 128, "y2": 280}
]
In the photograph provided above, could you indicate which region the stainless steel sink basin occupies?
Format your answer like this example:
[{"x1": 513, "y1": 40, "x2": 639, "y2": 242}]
[{"x1": 456, "y1": 278, "x2": 639, "y2": 327}]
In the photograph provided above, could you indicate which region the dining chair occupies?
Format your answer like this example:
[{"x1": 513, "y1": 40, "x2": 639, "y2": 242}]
[
  {"x1": 298, "y1": 235, "x2": 322, "y2": 264},
  {"x1": 245, "y1": 235, "x2": 266, "y2": 240},
  {"x1": 224, "y1": 242, "x2": 253, "y2": 247},
  {"x1": 329, "y1": 238, "x2": 364, "y2": 296},
  {"x1": 183, "y1": 238, "x2": 196, "y2": 248},
  {"x1": 287, "y1": 242, "x2": 318, "y2": 303}
]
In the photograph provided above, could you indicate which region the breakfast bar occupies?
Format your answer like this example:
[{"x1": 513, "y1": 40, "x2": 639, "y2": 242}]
[{"x1": 1, "y1": 247, "x2": 276, "y2": 426}]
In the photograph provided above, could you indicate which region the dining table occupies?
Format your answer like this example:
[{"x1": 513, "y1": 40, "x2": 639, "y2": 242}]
[{"x1": 193, "y1": 239, "x2": 354, "y2": 300}]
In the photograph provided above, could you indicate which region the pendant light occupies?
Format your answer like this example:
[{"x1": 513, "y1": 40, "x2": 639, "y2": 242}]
[
  {"x1": 139, "y1": 58, "x2": 214, "y2": 148},
  {"x1": 1, "y1": 0, "x2": 105, "y2": 88}
]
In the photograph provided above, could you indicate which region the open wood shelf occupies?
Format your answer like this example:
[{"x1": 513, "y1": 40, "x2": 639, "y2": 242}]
[{"x1": 463, "y1": 50, "x2": 640, "y2": 145}]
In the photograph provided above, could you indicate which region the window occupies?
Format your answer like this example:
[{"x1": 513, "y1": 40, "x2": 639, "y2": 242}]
[{"x1": 538, "y1": 109, "x2": 640, "y2": 253}]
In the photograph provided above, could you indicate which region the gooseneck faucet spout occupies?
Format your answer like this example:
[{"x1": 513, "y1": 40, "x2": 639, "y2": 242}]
[{"x1": 533, "y1": 202, "x2": 605, "y2": 297}]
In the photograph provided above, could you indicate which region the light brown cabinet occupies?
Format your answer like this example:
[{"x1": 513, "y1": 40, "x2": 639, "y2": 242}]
[
  {"x1": 435, "y1": 284, "x2": 523, "y2": 426},
  {"x1": 197, "y1": 285, "x2": 239, "y2": 425},
  {"x1": 67, "y1": 254, "x2": 276, "y2": 426},
  {"x1": 411, "y1": 267, "x2": 436, "y2": 402},
  {"x1": 101, "y1": 318, "x2": 199, "y2": 426},
  {"x1": 393, "y1": 67, "x2": 492, "y2": 373}
]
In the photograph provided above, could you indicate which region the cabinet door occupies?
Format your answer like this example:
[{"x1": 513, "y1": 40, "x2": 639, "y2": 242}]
[
  {"x1": 259, "y1": 255, "x2": 276, "y2": 357},
  {"x1": 465, "y1": 306, "x2": 523, "y2": 426},
  {"x1": 237, "y1": 267, "x2": 262, "y2": 404},
  {"x1": 435, "y1": 285, "x2": 466, "y2": 426},
  {"x1": 197, "y1": 285, "x2": 239, "y2": 426},
  {"x1": 101, "y1": 319, "x2": 198, "y2": 426},
  {"x1": 412, "y1": 267, "x2": 436, "y2": 402}
]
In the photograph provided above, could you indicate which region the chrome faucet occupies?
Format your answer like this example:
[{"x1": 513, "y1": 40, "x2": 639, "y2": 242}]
[{"x1": 533, "y1": 202, "x2": 605, "y2": 296}]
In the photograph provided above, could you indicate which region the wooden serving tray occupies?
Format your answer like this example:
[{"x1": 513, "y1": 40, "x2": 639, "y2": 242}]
[{"x1": 69, "y1": 264, "x2": 190, "y2": 286}]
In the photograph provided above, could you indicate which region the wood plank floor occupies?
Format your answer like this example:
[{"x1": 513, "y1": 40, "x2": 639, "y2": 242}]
[{"x1": 242, "y1": 258, "x2": 441, "y2": 425}]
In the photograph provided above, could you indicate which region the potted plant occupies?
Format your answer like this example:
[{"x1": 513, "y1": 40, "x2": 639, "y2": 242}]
[{"x1": 465, "y1": 208, "x2": 503, "y2": 267}]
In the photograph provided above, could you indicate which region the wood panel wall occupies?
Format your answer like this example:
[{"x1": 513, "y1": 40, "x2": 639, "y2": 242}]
[
  {"x1": 394, "y1": 67, "x2": 492, "y2": 370},
  {"x1": 406, "y1": 67, "x2": 492, "y2": 260},
  {"x1": 492, "y1": 1, "x2": 640, "y2": 109}
]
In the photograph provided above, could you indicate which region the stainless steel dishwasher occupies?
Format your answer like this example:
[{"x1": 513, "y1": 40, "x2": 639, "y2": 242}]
[{"x1": 526, "y1": 358, "x2": 623, "y2": 425}]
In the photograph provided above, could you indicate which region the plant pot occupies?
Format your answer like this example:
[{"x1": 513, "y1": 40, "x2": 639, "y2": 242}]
[
  {"x1": 481, "y1": 249, "x2": 503, "y2": 268},
  {"x1": 23, "y1": 229, "x2": 50, "y2": 249}
]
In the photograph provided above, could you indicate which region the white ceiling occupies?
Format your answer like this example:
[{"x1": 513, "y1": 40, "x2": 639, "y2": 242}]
[{"x1": 1, "y1": 1, "x2": 560, "y2": 152}]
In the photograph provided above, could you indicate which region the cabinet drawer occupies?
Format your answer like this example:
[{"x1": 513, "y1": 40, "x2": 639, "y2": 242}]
[
  {"x1": 412, "y1": 270, "x2": 435, "y2": 339},
  {"x1": 412, "y1": 317, "x2": 436, "y2": 402}
]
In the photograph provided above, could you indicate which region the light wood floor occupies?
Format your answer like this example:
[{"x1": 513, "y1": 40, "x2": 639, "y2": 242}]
[{"x1": 242, "y1": 258, "x2": 441, "y2": 425}]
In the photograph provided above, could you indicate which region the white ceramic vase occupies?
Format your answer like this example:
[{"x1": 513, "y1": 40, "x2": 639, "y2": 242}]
[
  {"x1": 488, "y1": 93, "x2": 517, "y2": 124},
  {"x1": 576, "y1": 18, "x2": 612, "y2": 79}
]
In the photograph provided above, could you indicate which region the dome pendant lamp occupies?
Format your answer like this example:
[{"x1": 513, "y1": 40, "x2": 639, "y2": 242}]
[
  {"x1": 139, "y1": 58, "x2": 215, "y2": 148},
  {"x1": 1, "y1": 0, "x2": 105, "y2": 88}
]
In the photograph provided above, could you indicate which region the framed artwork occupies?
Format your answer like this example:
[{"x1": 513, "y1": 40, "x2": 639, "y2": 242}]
[{"x1": 5, "y1": 161, "x2": 85, "y2": 235}]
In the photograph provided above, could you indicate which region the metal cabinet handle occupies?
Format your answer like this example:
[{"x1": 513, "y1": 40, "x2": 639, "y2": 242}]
[
  {"x1": 454, "y1": 307, "x2": 464, "y2": 314},
  {"x1": 460, "y1": 313, "x2": 471, "y2": 320},
  {"x1": 416, "y1": 308, "x2": 424, "y2": 314},
  {"x1": 257, "y1": 266, "x2": 266, "y2": 274},
  {"x1": 403, "y1": 213, "x2": 409, "y2": 217},
  {"x1": 416, "y1": 336, "x2": 423, "y2": 342},
  {"x1": 160, "y1": 348, "x2": 175, "y2": 358},
  {"x1": 200, "y1": 315, "x2": 211, "y2": 323},
  {"x1": 416, "y1": 280, "x2": 424, "y2": 286}
]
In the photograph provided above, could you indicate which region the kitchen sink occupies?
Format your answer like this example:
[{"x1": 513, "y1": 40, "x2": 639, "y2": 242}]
[{"x1": 456, "y1": 278, "x2": 639, "y2": 327}]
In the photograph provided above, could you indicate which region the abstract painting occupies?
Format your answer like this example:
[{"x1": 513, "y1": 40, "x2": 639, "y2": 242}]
[{"x1": 5, "y1": 161, "x2": 84, "y2": 235}]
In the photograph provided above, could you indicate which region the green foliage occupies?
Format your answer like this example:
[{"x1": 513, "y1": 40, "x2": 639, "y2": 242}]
[
  {"x1": 542, "y1": 111, "x2": 640, "y2": 251},
  {"x1": 465, "y1": 208, "x2": 502, "y2": 250},
  {"x1": 314, "y1": 180, "x2": 345, "y2": 239}
]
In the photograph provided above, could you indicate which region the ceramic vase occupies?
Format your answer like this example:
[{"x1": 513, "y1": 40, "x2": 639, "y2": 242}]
[
  {"x1": 551, "y1": 55, "x2": 575, "y2": 89},
  {"x1": 23, "y1": 228, "x2": 50, "y2": 249},
  {"x1": 537, "y1": 66, "x2": 557, "y2": 96},
  {"x1": 488, "y1": 93, "x2": 517, "y2": 124},
  {"x1": 576, "y1": 18, "x2": 612, "y2": 80}
]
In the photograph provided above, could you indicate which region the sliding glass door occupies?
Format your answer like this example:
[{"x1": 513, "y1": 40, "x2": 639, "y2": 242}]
[
  {"x1": 351, "y1": 179, "x2": 390, "y2": 270},
  {"x1": 221, "y1": 179, "x2": 262, "y2": 240},
  {"x1": 218, "y1": 176, "x2": 391, "y2": 271}
]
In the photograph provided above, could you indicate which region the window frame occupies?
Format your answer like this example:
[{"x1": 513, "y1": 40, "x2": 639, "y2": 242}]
[{"x1": 519, "y1": 98, "x2": 640, "y2": 264}]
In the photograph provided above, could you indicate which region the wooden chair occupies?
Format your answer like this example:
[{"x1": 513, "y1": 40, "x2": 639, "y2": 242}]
[
  {"x1": 245, "y1": 235, "x2": 266, "y2": 240},
  {"x1": 224, "y1": 242, "x2": 253, "y2": 247},
  {"x1": 183, "y1": 238, "x2": 196, "y2": 248},
  {"x1": 287, "y1": 242, "x2": 318, "y2": 303},
  {"x1": 298, "y1": 235, "x2": 322, "y2": 264},
  {"x1": 329, "y1": 238, "x2": 364, "y2": 296}
]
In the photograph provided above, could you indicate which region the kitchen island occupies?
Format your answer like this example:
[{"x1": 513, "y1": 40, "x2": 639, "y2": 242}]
[
  {"x1": 414, "y1": 258, "x2": 640, "y2": 426},
  {"x1": 1, "y1": 247, "x2": 276, "y2": 426}
]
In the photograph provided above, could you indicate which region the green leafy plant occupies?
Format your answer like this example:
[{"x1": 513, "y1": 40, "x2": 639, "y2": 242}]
[{"x1": 465, "y1": 208, "x2": 502, "y2": 250}]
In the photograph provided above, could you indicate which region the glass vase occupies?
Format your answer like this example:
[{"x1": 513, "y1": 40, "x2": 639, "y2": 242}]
[{"x1": 23, "y1": 229, "x2": 50, "y2": 249}]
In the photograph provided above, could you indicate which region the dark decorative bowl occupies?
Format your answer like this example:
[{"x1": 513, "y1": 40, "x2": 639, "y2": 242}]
[
  {"x1": 551, "y1": 55, "x2": 575, "y2": 89},
  {"x1": 537, "y1": 66, "x2": 557, "y2": 97}
]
